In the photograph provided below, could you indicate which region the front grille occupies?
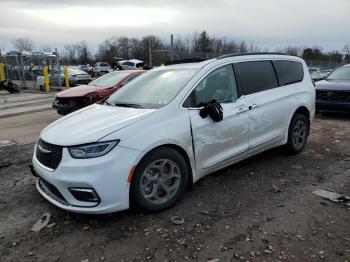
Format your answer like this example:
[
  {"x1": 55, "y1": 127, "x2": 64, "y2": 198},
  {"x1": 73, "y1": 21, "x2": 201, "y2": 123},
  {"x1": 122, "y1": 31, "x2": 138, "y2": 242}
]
[
  {"x1": 316, "y1": 90, "x2": 350, "y2": 102},
  {"x1": 56, "y1": 97, "x2": 71, "y2": 106},
  {"x1": 38, "y1": 178, "x2": 69, "y2": 206},
  {"x1": 76, "y1": 79, "x2": 91, "y2": 84},
  {"x1": 56, "y1": 97, "x2": 89, "y2": 107},
  {"x1": 36, "y1": 139, "x2": 62, "y2": 170}
]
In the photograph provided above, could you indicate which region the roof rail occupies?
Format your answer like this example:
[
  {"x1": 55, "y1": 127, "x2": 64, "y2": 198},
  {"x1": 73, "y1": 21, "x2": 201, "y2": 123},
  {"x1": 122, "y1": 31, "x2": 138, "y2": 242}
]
[
  {"x1": 217, "y1": 52, "x2": 287, "y2": 59},
  {"x1": 164, "y1": 58, "x2": 206, "y2": 66}
]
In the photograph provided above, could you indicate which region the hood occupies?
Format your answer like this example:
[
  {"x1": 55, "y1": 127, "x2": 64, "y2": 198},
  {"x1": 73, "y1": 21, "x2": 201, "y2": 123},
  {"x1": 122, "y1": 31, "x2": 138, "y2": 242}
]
[
  {"x1": 40, "y1": 104, "x2": 155, "y2": 146},
  {"x1": 56, "y1": 85, "x2": 108, "y2": 98},
  {"x1": 316, "y1": 79, "x2": 350, "y2": 91}
]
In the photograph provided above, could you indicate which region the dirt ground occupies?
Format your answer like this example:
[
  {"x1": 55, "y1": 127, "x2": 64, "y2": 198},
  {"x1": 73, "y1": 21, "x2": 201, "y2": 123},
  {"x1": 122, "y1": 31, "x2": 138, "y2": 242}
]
[
  {"x1": 0, "y1": 114, "x2": 349, "y2": 262},
  {"x1": 0, "y1": 110, "x2": 60, "y2": 145}
]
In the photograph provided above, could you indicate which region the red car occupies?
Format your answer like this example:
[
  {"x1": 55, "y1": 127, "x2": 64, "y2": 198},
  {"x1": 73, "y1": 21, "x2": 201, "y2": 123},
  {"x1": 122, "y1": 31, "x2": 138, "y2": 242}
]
[{"x1": 52, "y1": 70, "x2": 144, "y2": 115}]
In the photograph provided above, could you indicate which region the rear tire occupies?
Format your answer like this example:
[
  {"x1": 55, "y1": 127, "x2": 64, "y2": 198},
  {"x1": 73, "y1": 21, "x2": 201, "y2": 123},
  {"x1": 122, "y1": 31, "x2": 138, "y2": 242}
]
[
  {"x1": 130, "y1": 147, "x2": 189, "y2": 212},
  {"x1": 285, "y1": 113, "x2": 310, "y2": 155}
]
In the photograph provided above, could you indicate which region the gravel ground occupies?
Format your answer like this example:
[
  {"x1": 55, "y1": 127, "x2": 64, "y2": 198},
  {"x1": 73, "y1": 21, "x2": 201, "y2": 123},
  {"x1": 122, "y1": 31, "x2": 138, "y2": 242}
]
[{"x1": 0, "y1": 115, "x2": 349, "y2": 262}]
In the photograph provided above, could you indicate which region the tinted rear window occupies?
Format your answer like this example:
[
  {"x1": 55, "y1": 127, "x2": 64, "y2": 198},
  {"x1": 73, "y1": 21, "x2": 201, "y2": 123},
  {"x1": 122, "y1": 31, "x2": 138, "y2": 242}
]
[
  {"x1": 273, "y1": 60, "x2": 304, "y2": 86},
  {"x1": 136, "y1": 63, "x2": 144, "y2": 68},
  {"x1": 235, "y1": 61, "x2": 278, "y2": 95}
]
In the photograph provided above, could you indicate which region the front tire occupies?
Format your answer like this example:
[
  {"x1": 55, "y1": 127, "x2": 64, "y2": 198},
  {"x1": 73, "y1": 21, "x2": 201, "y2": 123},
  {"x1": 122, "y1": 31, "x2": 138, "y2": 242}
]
[
  {"x1": 130, "y1": 147, "x2": 189, "y2": 212},
  {"x1": 285, "y1": 113, "x2": 310, "y2": 155}
]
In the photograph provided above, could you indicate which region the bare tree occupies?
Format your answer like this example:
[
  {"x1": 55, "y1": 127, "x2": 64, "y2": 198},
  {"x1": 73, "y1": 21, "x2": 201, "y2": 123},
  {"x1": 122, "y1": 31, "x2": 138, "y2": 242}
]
[
  {"x1": 138, "y1": 35, "x2": 164, "y2": 62},
  {"x1": 284, "y1": 46, "x2": 303, "y2": 57},
  {"x1": 95, "y1": 37, "x2": 119, "y2": 63},
  {"x1": 344, "y1": 44, "x2": 350, "y2": 55},
  {"x1": 238, "y1": 41, "x2": 248, "y2": 53},
  {"x1": 63, "y1": 44, "x2": 79, "y2": 64},
  {"x1": 343, "y1": 44, "x2": 350, "y2": 63},
  {"x1": 0, "y1": 43, "x2": 5, "y2": 55},
  {"x1": 76, "y1": 40, "x2": 91, "y2": 64},
  {"x1": 117, "y1": 37, "x2": 131, "y2": 59},
  {"x1": 12, "y1": 38, "x2": 34, "y2": 52},
  {"x1": 40, "y1": 45, "x2": 52, "y2": 52}
]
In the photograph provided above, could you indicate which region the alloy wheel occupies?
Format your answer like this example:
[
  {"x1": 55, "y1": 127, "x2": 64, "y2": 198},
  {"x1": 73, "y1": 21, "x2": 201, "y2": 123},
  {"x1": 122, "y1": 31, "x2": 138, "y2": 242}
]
[
  {"x1": 292, "y1": 120, "x2": 307, "y2": 150},
  {"x1": 140, "y1": 159, "x2": 181, "y2": 205}
]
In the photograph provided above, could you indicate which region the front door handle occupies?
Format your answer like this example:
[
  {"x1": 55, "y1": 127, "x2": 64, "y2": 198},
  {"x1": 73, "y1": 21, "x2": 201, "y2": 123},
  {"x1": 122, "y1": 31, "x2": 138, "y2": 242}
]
[{"x1": 249, "y1": 104, "x2": 259, "y2": 110}]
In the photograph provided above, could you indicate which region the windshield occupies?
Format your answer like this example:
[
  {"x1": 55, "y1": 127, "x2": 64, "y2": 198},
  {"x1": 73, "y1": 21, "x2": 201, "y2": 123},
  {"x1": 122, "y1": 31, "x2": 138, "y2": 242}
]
[
  {"x1": 89, "y1": 71, "x2": 130, "y2": 88},
  {"x1": 327, "y1": 66, "x2": 350, "y2": 81},
  {"x1": 107, "y1": 68, "x2": 199, "y2": 109}
]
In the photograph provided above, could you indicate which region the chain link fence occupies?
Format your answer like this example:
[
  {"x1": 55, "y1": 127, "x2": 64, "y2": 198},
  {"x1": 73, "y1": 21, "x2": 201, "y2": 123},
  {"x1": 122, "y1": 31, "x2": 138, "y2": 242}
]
[{"x1": 0, "y1": 51, "x2": 61, "y2": 90}]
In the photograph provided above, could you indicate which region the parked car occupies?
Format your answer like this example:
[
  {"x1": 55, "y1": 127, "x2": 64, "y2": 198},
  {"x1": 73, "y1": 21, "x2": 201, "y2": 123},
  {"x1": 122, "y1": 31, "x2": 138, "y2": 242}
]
[
  {"x1": 121, "y1": 59, "x2": 145, "y2": 70},
  {"x1": 77, "y1": 64, "x2": 90, "y2": 72},
  {"x1": 308, "y1": 67, "x2": 320, "y2": 74},
  {"x1": 52, "y1": 70, "x2": 143, "y2": 115},
  {"x1": 311, "y1": 69, "x2": 332, "y2": 82},
  {"x1": 32, "y1": 54, "x2": 315, "y2": 214},
  {"x1": 37, "y1": 67, "x2": 91, "y2": 89},
  {"x1": 315, "y1": 64, "x2": 350, "y2": 112},
  {"x1": 51, "y1": 67, "x2": 91, "y2": 87},
  {"x1": 94, "y1": 62, "x2": 111, "y2": 76}
]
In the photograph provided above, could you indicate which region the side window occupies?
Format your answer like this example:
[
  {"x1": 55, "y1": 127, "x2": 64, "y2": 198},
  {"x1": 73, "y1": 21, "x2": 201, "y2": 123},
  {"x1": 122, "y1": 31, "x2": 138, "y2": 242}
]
[
  {"x1": 273, "y1": 60, "x2": 304, "y2": 86},
  {"x1": 235, "y1": 61, "x2": 278, "y2": 95},
  {"x1": 185, "y1": 64, "x2": 238, "y2": 107}
]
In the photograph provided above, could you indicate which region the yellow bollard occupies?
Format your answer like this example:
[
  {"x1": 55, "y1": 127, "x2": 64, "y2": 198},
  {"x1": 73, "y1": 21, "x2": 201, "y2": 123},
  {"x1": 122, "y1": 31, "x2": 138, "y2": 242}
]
[
  {"x1": 0, "y1": 63, "x2": 5, "y2": 81},
  {"x1": 64, "y1": 67, "x2": 69, "y2": 89},
  {"x1": 43, "y1": 66, "x2": 50, "y2": 92}
]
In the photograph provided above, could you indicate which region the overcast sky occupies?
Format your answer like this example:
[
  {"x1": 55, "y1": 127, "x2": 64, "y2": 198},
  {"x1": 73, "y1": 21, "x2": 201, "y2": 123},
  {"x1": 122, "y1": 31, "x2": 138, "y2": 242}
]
[{"x1": 0, "y1": 0, "x2": 349, "y2": 53}]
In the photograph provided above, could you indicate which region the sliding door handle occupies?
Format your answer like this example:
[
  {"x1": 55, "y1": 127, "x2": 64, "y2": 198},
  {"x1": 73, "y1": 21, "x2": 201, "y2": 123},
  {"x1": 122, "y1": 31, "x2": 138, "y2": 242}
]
[{"x1": 236, "y1": 107, "x2": 249, "y2": 114}]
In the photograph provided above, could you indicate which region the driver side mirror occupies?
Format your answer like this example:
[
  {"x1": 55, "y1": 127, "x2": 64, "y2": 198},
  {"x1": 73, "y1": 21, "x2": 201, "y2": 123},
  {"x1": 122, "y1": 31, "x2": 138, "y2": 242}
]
[{"x1": 199, "y1": 100, "x2": 223, "y2": 122}]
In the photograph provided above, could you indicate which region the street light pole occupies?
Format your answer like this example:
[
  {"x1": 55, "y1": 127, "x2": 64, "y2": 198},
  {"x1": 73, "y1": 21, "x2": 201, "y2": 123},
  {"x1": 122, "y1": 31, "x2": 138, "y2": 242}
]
[{"x1": 56, "y1": 48, "x2": 62, "y2": 90}]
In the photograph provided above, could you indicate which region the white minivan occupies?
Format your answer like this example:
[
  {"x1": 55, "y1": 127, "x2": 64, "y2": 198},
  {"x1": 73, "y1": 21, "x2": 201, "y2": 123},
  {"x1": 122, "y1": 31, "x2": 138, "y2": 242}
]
[
  {"x1": 32, "y1": 54, "x2": 315, "y2": 214},
  {"x1": 121, "y1": 59, "x2": 145, "y2": 70}
]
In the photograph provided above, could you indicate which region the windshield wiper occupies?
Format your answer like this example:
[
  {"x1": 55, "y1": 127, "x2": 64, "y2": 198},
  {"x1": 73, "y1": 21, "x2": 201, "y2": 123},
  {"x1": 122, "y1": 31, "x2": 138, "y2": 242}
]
[
  {"x1": 114, "y1": 103, "x2": 144, "y2": 109},
  {"x1": 104, "y1": 100, "x2": 113, "y2": 106}
]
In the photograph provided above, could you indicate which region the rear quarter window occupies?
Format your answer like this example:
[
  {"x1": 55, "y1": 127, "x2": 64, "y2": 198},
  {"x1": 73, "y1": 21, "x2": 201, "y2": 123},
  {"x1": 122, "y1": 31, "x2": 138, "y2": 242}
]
[
  {"x1": 136, "y1": 63, "x2": 144, "y2": 68},
  {"x1": 235, "y1": 61, "x2": 278, "y2": 95},
  {"x1": 273, "y1": 60, "x2": 304, "y2": 86}
]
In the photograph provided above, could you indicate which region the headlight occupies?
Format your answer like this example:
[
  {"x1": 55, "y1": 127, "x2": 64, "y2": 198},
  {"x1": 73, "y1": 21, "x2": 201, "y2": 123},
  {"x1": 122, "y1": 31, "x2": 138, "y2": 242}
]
[{"x1": 68, "y1": 140, "x2": 119, "y2": 159}]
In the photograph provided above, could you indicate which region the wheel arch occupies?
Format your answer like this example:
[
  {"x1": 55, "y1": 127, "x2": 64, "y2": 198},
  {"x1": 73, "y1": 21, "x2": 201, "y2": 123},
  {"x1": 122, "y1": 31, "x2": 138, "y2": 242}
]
[
  {"x1": 292, "y1": 106, "x2": 310, "y2": 132},
  {"x1": 134, "y1": 143, "x2": 194, "y2": 189},
  {"x1": 294, "y1": 106, "x2": 310, "y2": 121}
]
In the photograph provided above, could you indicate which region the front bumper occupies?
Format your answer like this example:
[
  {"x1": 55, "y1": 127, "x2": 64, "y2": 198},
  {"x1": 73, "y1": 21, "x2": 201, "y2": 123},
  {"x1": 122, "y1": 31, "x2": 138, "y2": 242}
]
[
  {"x1": 316, "y1": 100, "x2": 350, "y2": 112},
  {"x1": 52, "y1": 101, "x2": 76, "y2": 115},
  {"x1": 32, "y1": 143, "x2": 142, "y2": 214},
  {"x1": 52, "y1": 98, "x2": 91, "y2": 115}
]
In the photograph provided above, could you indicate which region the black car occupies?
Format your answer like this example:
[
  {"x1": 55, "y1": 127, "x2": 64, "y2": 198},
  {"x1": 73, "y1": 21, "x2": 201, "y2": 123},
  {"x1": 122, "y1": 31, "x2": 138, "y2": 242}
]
[{"x1": 315, "y1": 64, "x2": 350, "y2": 112}]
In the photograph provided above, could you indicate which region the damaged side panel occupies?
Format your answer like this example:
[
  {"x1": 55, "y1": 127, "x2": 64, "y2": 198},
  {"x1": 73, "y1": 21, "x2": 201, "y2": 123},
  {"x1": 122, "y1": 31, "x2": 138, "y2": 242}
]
[{"x1": 188, "y1": 102, "x2": 250, "y2": 177}]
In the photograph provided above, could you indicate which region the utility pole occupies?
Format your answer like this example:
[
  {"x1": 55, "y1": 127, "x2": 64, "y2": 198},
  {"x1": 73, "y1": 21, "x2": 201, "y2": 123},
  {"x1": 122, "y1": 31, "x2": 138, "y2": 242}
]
[
  {"x1": 19, "y1": 54, "x2": 26, "y2": 89},
  {"x1": 55, "y1": 48, "x2": 62, "y2": 90},
  {"x1": 170, "y1": 34, "x2": 174, "y2": 61},
  {"x1": 149, "y1": 39, "x2": 152, "y2": 68}
]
